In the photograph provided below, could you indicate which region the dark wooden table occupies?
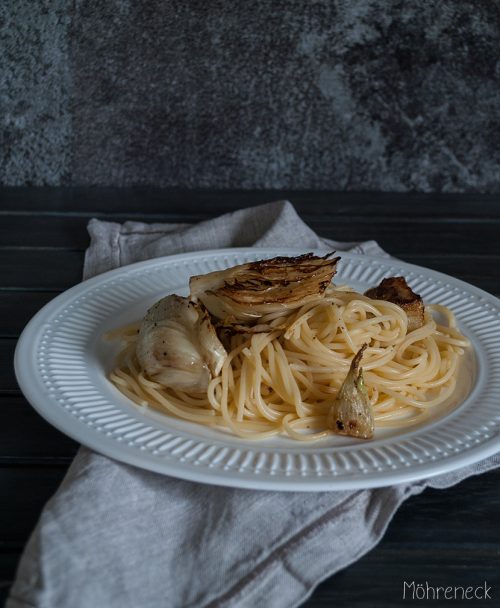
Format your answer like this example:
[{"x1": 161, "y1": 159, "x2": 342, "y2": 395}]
[{"x1": 1, "y1": 189, "x2": 499, "y2": 607}]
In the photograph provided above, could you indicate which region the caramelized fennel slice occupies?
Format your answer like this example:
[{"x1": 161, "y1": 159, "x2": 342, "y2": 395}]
[
  {"x1": 327, "y1": 344, "x2": 374, "y2": 439},
  {"x1": 364, "y1": 276, "x2": 424, "y2": 332},
  {"x1": 136, "y1": 295, "x2": 227, "y2": 392},
  {"x1": 189, "y1": 252, "x2": 340, "y2": 327}
]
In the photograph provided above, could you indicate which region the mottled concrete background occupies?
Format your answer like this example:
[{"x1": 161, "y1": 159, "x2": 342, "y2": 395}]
[{"x1": 1, "y1": 1, "x2": 499, "y2": 190}]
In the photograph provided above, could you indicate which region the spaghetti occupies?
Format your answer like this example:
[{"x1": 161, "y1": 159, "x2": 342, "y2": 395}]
[{"x1": 107, "y1": 285, "x2": 470, "y2": 441}]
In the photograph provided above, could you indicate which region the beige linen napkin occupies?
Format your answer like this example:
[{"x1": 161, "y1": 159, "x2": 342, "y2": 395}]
[{"x1": 7, "y1": 201, "x2": 499, "y2": 608}]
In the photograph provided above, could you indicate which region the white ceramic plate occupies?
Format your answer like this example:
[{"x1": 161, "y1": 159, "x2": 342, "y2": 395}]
[{"x1": 15, "y1": 248, "x2": 500, "y2": 491}]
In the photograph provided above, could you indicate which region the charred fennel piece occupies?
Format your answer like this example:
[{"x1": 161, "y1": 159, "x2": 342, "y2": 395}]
[
  {"x1": 189, "y1": 252, "x2": 340, "y2": 330},
  {"x1": 136, "y1": 295, "x2": 227, "y2": 392},
  {"x1": 365, "y1": 276, "x2": 424, "y2": 332},
  {"x1": 327, "y1": 344, "x2": 374, "y2": 439}
]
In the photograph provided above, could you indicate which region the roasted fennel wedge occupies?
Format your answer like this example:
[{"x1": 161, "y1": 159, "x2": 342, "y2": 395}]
[
  {"x1": 189, "y1": 252, "x2": 340, "y2": 330},
  {"x1": 327, "y1": 344, "x2": 374, "y2": 439}
]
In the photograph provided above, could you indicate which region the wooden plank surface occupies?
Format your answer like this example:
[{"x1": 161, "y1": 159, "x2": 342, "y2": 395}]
[
  {"x1": 1, "y1": 188, "x2": 499, "y2": 607},
  {"x1": 0, "y1": 293, "x2": 58, "y2": 337},
  {"x1": 1, "y1": 211, "x2": 500, "y2": 255},
  {"x1": 0, "y1": 396, "x2": 78, "y2": 462},
  {"x1": 1, "y1": 187, "x2": 499, "y2": 216}
]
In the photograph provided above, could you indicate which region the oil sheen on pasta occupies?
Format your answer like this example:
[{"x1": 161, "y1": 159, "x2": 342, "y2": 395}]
[{"x1": 107, "y1": 285, "x2": 470, "y2": 441}]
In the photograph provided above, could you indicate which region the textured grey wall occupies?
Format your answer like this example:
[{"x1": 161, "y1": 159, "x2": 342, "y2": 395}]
[{"x1": 1, "y1": 1, "x2": 499, "y2": 190}]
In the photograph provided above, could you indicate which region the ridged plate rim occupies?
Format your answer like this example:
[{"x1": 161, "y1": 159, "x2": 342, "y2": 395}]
[{"x1": 14, "y1": 248, "x2": 500, "y2": 491}]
